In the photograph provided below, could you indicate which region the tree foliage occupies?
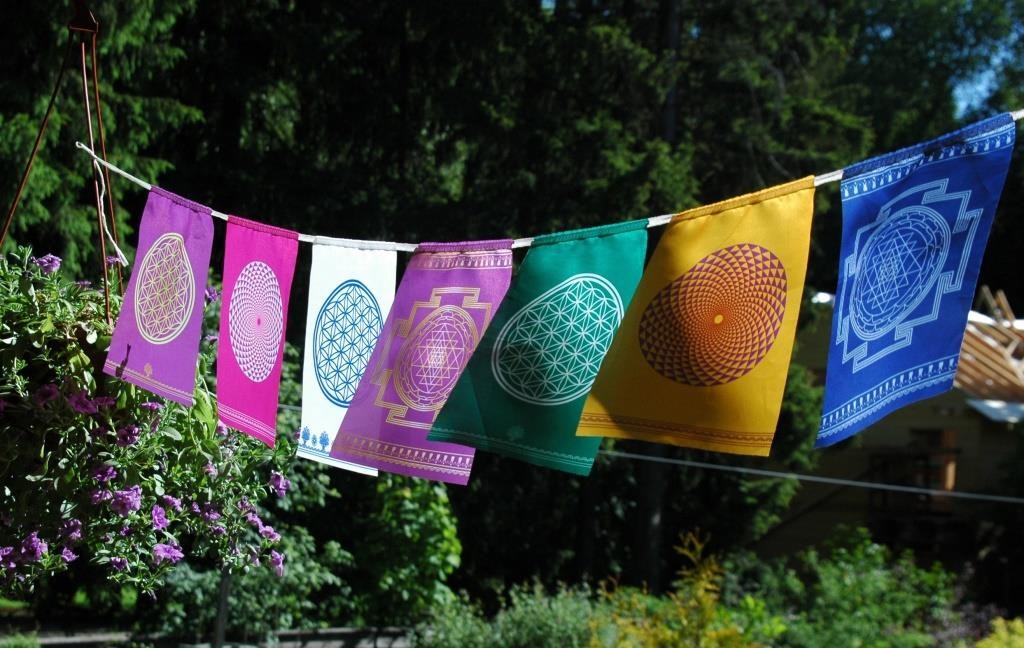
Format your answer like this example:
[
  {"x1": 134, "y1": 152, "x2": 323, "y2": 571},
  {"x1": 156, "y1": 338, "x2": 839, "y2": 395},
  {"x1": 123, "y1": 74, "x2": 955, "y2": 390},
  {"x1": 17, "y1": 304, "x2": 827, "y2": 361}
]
[{"x1": 3, "y1": 0, "x2": 1024, "y2": 627}]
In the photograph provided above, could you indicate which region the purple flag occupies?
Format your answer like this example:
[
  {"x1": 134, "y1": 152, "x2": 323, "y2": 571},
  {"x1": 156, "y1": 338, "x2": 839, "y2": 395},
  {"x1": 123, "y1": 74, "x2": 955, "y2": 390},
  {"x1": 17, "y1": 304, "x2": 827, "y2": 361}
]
[
  {"x1": 330, "y1": 240, "x2": 514, "y2": 485},
  {"x1": 104, "y1": 188, "x2": 214, "y2": 405},
  {"x1": 217, "y1": 216, "x2": 299, "y2": 446}
]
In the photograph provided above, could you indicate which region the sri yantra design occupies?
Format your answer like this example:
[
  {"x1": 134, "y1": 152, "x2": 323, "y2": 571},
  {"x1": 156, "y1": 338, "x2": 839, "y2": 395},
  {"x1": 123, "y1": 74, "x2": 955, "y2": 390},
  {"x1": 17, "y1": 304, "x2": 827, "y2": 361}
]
[
  {"x1": 312, "y1": 280, "x2": 383, "y2": 407},
  {"x1": 135, "y1": 232, "x2": 195, "y2": 345},
  {"x1": 491, "y1": 273, "x2": 624, "y2": 406},
  {"x1": 639, "y1": 244, "x2": 787, "y2": 386},
  {"x1": 394, "y1": 305, "x2": 479, "y2": 411},
  {"x1": 849, "y1": 207, "x2": 949, "y2": 341},
  {"x1": 228, "y1": 261, "x2": 284, "y2": 383}
]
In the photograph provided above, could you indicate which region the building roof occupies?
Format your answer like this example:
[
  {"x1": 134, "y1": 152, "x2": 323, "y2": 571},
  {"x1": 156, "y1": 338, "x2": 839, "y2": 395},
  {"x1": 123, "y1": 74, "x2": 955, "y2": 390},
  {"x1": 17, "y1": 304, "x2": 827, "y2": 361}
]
[
  {"x1": 955, "y1": 289, "x2": 1024, "y2": 403},
  {"x1": 811, "y1": 288, "x2": 1024, "y2": 416}
]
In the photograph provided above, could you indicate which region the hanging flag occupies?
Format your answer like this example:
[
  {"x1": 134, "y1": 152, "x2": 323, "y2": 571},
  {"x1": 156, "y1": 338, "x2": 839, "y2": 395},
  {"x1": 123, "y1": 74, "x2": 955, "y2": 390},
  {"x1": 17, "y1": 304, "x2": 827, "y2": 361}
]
[
  {"x1": 428, "y1": 221, "x2": 647, "y2": 475},
  {"x1": 216, "y1": 216, "x2": 299, "y2": 446},
  {"x1": 330, "y1": 240, "x2": 513, "y2": 485},
  {"x1": 817, "y1": 114, "x2": 1016, "y2": 447},
  {"x1": 104, "y1": 188, "x2": 214, "y2": 405},
  {"x1": 577, "y1": 178, "x2": 815, "y2": 456},
  {"x1": 297, "y1": 240, "x2": 397, "y2": 475}
]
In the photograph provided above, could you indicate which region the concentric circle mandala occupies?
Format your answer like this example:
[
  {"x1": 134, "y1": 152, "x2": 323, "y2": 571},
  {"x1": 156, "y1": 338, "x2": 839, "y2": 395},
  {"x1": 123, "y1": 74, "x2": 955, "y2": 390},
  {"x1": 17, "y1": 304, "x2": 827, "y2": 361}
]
[
  {"x1": 849, "y1": 206, "x2": 950, "y2": 341},
  {"x1": 492, "y1": 273, "x2": 624, "y2": 406},
  {"x1": 639, "y1": 243, "x2": 787, "y2": 386},
  {"x1": 134, "y1": 232, "x2": 195, "y2": 345},
  {"x1": 394, "y1": 305, "x2": 479, "y2": 411},
  {"x1": 228, "y1": 261, "x2": 283, "y2": 383},
  {"x1": 312, "y1": 280, "x2": 383, "y2": 407}
]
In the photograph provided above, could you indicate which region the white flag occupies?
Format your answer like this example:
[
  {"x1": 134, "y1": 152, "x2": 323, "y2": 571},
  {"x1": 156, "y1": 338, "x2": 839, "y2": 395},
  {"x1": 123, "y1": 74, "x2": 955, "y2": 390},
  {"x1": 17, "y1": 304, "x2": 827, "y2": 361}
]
[{"x1": 297, "y1": 240, "x2": 397, "y2": 475}]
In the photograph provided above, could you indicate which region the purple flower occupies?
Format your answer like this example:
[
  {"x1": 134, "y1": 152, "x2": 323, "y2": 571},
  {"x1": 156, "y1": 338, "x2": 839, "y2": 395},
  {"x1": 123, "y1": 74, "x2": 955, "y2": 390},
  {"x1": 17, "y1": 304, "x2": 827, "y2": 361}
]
[
  {"x1": 204, "y1": 462, "x2": 218, "y2": 478},
  {"x1": 91, "y1": 464, "x2": 118, "y2": 483},
  {"x1": 34, "y1": 384, "x2": 59, "y2": 405},
  {"x1": 245, "y1": 512, "x2": 263, "y2": 528},
  {"x1": 61, "y1": 547, "x2": 78, "y2": 563},
  {"x1": 269, "y1": 471, "x2": 291, "y2": 498},
  {"x1": 215, "y1": 422, "x2": 228, "y2": 436},
  {"x1": 151, "y1": 505, "x2": 168, "y2": 530},
  {"x1": 105, "y1": 255, "x2": 121, "y2": 267},
  {"x1": 204, "y1": 285, "x2": 220, "y2": 303},
  {"x1": 161, "y1": 495, "x2": 182, "y2": 512},
  {"x1": 90, "y1": 489, "x2": 112, "y2": 505},
  {"x1": 211, "y1": 525, "x2": 226, "y2": 536},
  {"x1": 140, "y1": 401, "x2": 163, "y2": 411},
  {"x1": 116, "y1": 424, "x2": 141, "y2": 447},
  {"x1": 74, "y1": 279, "x2": 92, "y2": 288},
  {"x1": 93, "y1": 396, "x2": 116, "y2": 408},
  {"x1": 119, "y1": 525, "x2": 132, "y2": 537},
  {"x1": 0, "y1": 546, "x2": 15, "y2": 571},
  {"x1": 191, "y1": 502, "x2": 201, "y2": 515},
  {"x1": 110, "y1": 556, "x2": 128, "y2": 571},
  {"x1": 153, "y1": 543, "x2": 184, "y2": 565},
  {"x1": 68, "y1": 389, "x2": 98, "y2": 415},
  {"x1": 31, "y1": 254, "x2": 61, "y2": 274},
  {"x1": 19, "y1": 532, "x2": 47, "y2": 561},
  {"x1": 238, "y1": 498, "x2": 255, "y2": 514},
  {"x1": 200, "y1": 504, "x2": 221, "y2": 523},
  {"x1": 269, "y1": 550, "x2": 285, "y2": 577},
  {"x1": 259, "y1": 525, "x2": 281, "y2": 542},
  {"x1": 110, "y1": 485, "x2": 142, "y2": 515},
  {"x1": 60, "y1": 518, "x2": 83, "y2": 543}
]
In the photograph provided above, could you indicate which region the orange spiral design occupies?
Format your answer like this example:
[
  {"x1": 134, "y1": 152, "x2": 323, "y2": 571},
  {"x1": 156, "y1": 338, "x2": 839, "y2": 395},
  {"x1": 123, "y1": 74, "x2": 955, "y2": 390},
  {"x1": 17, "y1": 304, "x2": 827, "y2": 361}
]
[{"x1": 639, "y1": 244, "x2": 787, "y2": 386}]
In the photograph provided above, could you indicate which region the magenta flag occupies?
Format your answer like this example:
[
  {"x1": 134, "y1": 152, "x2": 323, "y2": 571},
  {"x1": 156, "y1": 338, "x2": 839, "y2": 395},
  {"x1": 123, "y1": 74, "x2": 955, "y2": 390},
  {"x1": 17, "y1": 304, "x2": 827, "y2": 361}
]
[
  {"x1": 104, "y1": 188, "x2": 213, "y2": 405},
  {"x1": 216, "y1": 216, "x2": 299, "y2": 446},
  {"x1": 330, "y1": 240, "x2": 513, "y2": 485}
]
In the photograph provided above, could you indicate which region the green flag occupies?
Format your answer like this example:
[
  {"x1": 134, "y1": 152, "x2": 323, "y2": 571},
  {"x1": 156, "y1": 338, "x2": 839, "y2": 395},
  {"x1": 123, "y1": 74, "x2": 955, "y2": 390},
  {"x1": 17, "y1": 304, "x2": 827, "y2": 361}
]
[{"x1": 428, "y1": 220, "x2": 648, "y2": 475}]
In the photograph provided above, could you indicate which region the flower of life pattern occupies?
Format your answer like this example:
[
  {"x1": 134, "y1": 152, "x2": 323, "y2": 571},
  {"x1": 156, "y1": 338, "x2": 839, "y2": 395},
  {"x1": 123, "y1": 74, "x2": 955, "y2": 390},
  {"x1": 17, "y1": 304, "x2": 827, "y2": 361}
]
[
  {"x1": 228, "y1": 261, "x2": 284, "y2": 383},
  {"x1": 849, "y1": 207, "x2": 950, "y2": 341},
  {"x1": 639, "y1": 244, "x2": 787, "y2": 386},
  {"x1": 394, "y1": 305, "x2": 479, "y2": 411},
  {"x1": 312, "y1": 280, "x2": 383, "y2": 407},
  {"x1": 134, "y1": 233, "x2": 195, "y2": 345},
  {"x1": 492, "y1": 273, "x2": 624, "y2": 406}
]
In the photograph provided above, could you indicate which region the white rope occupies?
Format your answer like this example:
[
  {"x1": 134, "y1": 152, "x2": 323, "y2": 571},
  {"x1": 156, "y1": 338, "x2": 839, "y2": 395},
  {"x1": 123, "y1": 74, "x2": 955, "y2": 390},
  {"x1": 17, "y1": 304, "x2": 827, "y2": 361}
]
[
  {"x1": 92, "y1": 158, "x2": 129, "y2": 266},
  {"x1": 74, "y1": 108, "x2": 1024, "y2": 251}
]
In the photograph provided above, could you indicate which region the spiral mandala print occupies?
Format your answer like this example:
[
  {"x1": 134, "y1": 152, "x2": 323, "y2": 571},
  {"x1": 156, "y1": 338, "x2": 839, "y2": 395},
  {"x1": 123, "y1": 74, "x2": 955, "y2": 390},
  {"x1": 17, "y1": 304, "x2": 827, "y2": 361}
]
[
  {"x1": 229, "y1": 261, "x2": 284, "y2": 383},
  {"x1": 639, "y1": 243, "x2": 787, "y2": 386}
]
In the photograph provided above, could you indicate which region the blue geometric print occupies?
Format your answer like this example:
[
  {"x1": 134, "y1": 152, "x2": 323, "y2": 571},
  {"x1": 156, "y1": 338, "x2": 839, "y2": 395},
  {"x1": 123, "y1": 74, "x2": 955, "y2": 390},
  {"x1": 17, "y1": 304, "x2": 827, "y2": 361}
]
[
  {"x1": 818, "y1": 114, "x2": 1015, "y2": 447},
  {"x1": 312, "y1": 280, "x2": 383, "y2": 408}
]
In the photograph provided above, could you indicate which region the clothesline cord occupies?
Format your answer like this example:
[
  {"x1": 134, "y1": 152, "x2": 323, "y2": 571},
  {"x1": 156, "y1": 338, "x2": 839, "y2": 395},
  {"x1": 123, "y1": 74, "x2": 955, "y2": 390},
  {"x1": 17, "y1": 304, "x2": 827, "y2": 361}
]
[
  {"x1": 278, "y1": 404, "x2": 1024, "y2": 505},
  {"x1": 74, "y1": 109, "x2": 1024, "y2": 251},
  {"x1": 600, "y1": 449, "x2": 1024, "y2": 505}
]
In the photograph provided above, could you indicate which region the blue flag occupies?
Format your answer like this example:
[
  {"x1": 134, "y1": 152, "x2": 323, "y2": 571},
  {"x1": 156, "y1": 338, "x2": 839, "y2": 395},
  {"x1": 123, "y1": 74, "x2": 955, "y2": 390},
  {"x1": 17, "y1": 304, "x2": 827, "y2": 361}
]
[{"x1": 817, "y1": 114, "x2": 1016, "y2": 448}]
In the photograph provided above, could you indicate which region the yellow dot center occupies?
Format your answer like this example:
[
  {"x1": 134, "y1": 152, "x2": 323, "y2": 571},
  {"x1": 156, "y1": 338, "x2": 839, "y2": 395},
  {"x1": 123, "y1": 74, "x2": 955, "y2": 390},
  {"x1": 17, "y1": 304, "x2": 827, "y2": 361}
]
[{"x1": 713, "y1": 314, "x2": 724, "y2": 325}]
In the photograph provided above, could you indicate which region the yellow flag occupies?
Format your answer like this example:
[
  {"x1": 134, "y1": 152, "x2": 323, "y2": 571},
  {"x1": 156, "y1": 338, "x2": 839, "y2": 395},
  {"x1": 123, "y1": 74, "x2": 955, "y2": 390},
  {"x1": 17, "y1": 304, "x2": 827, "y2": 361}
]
[{"x1": 577, "y1": 177, "x2": 815, "y2": 456}]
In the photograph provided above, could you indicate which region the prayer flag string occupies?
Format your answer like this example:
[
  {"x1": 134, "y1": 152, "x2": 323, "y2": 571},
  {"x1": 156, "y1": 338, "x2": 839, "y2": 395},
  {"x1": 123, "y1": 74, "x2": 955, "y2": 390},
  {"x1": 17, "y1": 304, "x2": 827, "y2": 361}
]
[{"x1": 71, "y1": 106, "x2": 1024, "y2": 253}]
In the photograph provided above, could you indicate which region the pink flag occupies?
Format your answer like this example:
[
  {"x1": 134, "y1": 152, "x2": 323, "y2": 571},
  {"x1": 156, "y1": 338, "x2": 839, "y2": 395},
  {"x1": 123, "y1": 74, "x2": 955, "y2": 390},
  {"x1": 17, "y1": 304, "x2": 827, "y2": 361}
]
[{"x1": 216, "y1": 216, "x2": 299, "y2": 446}]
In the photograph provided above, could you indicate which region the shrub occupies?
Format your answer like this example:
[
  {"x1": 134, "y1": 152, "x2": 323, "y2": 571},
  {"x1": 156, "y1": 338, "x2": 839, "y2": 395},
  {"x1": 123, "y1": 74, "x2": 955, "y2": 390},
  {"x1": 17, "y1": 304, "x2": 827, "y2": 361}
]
[
  {"x1": 723, "y1": 528, "x2": 959, "y2": 648},
  {"x1": 0, "y1": 248, "x2": 289, "y2": 597},
  {"x1": 975, "y1": 618, "x2": 1024, "y2": 648}
]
